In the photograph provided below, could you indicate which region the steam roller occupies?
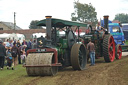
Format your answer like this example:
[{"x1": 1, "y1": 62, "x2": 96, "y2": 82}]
[
  {"x1": 25, "y1": 16, "x2": 88, "y2": 76},
  {"x1": 26, "y1": 53, "x2": 58, "y2": 76},
  {"x1": 25, "y1": 48, "x2": 60, "y2": 76}
]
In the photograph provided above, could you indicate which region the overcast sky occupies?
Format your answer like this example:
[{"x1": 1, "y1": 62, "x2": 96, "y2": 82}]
[{"x1": 0, "y1": 0, "x2": 128, "y2": 29}]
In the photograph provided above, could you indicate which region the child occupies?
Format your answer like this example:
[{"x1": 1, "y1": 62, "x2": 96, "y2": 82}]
[
  {"x1": 6, "y1": 47, "x2": 12, "y2": 70},
  {"x1": 20, "y1": 48, "x2": 26, "y2": 64}
]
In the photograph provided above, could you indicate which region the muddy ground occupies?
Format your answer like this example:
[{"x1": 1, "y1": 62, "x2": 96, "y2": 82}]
[{"x1": 26, "y1": 52, "x2": 128, "y2": 85}]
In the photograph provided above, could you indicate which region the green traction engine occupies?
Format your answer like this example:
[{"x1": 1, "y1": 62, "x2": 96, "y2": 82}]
[
  {"x1": 25, "y1": 16, "x2": 87, "y2": 76},
  {"x1": 82, "y1": 15, "x2": 122, "y2": 62}
]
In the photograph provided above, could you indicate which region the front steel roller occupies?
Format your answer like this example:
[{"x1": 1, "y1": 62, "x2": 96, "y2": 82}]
[
  {"x1": 71, "y1": 43, "x2": 87, "y2": 70},
  {"x1": 103, "y1": 35, "x2": 115, "y2": 62},
  {"x1": 115, "y1": 44, "x2": 122, "y2": 59},
  {"x1": 25, "y1": 53, "x2": 58, "y2": 76}
]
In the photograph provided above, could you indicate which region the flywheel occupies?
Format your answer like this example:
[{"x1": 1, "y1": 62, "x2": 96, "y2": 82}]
[{"x1": 71, "y1": 43, "x2": 87, "y2": 70}]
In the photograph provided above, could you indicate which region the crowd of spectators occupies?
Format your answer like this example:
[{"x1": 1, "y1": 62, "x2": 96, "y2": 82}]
[{"x1": 0, "y1": 39, "x2": 37, "y2": 70}]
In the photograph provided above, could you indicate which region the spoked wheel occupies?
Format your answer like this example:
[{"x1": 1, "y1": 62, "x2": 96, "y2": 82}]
[
  {"x1": 103, "y1": 35, "x2": 115, "y2": 62},
  {"x1": 26, "y1": 53, "x2": 58, "y2": 76},
  {"x1": 115, "y1": 44, "x2": 122, "y2": 59},
  {"x1": 71, "y1": 43, "x2": 87, "y2": 70}
]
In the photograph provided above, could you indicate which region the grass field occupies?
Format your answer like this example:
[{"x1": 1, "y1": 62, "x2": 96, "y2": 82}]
[
  {"x1": 0, "y1": 65, "x2": 27, "y2": 85},
  {"x1": 0, "y1": 65, "x2": 59, "y2": 85},
  {"x1": 126, "y1": 40, "x2": 128, "y2": 45}
]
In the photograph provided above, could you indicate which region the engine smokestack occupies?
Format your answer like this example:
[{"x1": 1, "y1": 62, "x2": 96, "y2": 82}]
[
  {"x1": 103, "y1": 15, "x2": 109, "y2": 34},
  {"x1": 45, "y1": 16, "x2": 52, "y2": 46}
]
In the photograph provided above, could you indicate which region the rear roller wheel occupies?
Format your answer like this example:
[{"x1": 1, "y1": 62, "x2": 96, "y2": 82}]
[
  {"x1": 103, "y1": 35, "x2": 115, "y2": 62},
  {"x1": 26, "y1": 53, "x2": 58, "y2": 76},
  {"x1": 115, "y1": 44, "x2": 122, "y2": 59},
  {"x1": 71, "y1": 43, "x2": 87, "y2": 70}
]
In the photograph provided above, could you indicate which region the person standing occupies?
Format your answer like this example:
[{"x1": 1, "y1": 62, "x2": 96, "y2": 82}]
[
  {"x1": 22, "y1": 40, "x2": 27, "y2": 52},
  {"x1": 26, "y1": 39, "x2": 32, "y2": 52},
  {"x1": 87, "y1": 39, "x2": 95, "y2": 66},
  {"x1": 22, "y1": 39, "x2": 27, "y2": 45},
  {"x1": 6, "y1": 47, "x2": 12, "y2": 70},
  {"x1": 19, "y1": 45, "x2": 27, "y2": 64},
  {"x1": 27, "y1": 39, "x2": 32, "y2": 49},
  {"x1": 20, "y1": 46, "x2": 26, "y2": 64},
  {"x1": 6, "y1": 39, "x2": 13, "y2": 48},
  {"x1": 32, "y1": 39, "x2": 37, "y2": 49},
  {"x1": 17, "y1": 40, "x2": 21, "y2": 48},
  {"x1": 17, "y1": 40, "x2": 21, "y2": 64},
  {"x1": 11, "y1": 43, "x2": 19, "y2": 70},
  {"x1": 0, "y1": 39, "x2": 6, "y2": 70}
]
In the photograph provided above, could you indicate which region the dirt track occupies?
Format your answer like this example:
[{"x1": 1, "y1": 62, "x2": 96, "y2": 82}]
[{"x1": 26, "y1": 53, "x2": 128, "y2": 85}]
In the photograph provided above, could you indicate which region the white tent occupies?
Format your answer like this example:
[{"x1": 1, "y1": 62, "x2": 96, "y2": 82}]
[
  {"x1": 6, "y1": 33, "x2": 25, "y2": 43},
  {"x1": 32, "y1": 33, "x2": 46, "y2": 38},
  {"x1": 0, "y1": 33, "x2": 10, "y2": 41},
  {"x1": 75, "y1": 32, "x2": 85, "y2": 36}
]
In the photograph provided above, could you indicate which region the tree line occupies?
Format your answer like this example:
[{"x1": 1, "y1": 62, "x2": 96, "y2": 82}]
[{"x1": 29, "y1": 1, "x2": 128, "y2": 29}]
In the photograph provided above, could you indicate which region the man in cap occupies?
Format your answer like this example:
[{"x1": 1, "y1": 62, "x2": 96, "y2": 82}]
[{"x1": 0, "y1": 39, "x2": 6, "y2": 70}]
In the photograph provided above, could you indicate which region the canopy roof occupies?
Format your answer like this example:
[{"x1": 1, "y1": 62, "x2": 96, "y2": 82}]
[{"x1": 37, "y1": 18, "x2": 87, "y2": 28}]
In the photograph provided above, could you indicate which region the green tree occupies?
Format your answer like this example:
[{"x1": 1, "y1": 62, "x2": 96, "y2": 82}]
[
  {"x1": 71, "y1": 1, "x2": 98, "y2": 26},
  {"x1": 114, "y1": 13, "x2": 128, "y2": 23},
  {"x1": 29, "y1": 20, "x2": 42, "y2": 29}
]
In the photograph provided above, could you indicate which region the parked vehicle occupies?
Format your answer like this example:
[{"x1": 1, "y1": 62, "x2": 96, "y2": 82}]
[
  {"x1": 122, "y1": 23, "x2": 128, "y2": 40},
  {"x1": 108, "y1": 23, "x2": 125, "y2": 45},
  {"x1": 101, "y1": 20, "x2": 128, "y2": 52}
]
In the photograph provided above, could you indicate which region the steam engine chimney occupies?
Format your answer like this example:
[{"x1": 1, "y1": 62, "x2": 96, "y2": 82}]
[
  {"x1": 103, "y1": 15, "x2": 109, "y2": 34},
  {"x1": 45, "y1": 16, "x2": 52, "y2": 46}
]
